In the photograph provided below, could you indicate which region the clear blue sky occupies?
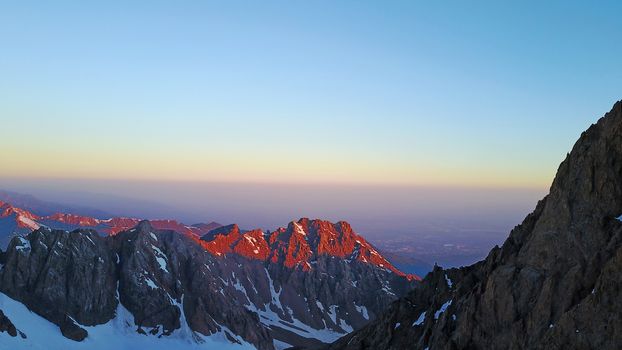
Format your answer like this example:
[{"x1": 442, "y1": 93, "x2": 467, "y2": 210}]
[{"x1": 1, "y1": 0, "x2": 621, "y2": 187}]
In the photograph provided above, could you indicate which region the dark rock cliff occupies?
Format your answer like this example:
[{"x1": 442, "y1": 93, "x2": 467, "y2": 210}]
[{"x1": 326, "y1": 101, "x2": 622, "y2": 350}]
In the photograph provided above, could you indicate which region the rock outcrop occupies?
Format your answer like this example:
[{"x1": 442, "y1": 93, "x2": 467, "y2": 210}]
[
  {"x1": 325, "y1": 101, "x2": 622, "y2": 350},
  {"x1": 0, "y1": 310, "x2": 17, "y2": 337}
]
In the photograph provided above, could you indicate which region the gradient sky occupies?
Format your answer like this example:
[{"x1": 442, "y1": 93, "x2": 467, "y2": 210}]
[{"x1": 1, "y1": 1, "x2": 622, "y2": 188}]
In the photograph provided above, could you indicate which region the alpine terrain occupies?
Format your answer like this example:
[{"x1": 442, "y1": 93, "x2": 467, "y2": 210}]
[{"x1": 0, "y1": 202, "x2": 418, "y2": 350}]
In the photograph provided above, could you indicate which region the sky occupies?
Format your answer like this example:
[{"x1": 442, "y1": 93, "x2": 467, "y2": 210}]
[
  {"x1": 1, "y1": 0, "x2": 621, "y2": 188},
  {"x1": 0, "y1": 1, "x2": 621, "y2": 265}
]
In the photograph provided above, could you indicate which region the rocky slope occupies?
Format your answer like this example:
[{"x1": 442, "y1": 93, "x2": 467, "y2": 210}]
[
  {"x1": 0, "y1": 217, "x2": 417, "y2": 349},
  {"x1": 325, "y1": 101, "x2": 622, "y2": 350}
]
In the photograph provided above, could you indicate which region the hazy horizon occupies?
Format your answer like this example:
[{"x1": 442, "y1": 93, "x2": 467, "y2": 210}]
[
  {"x1": 0, "y1": 177, "x2": 546, "y2": 230},
  {"x1": 0, "y1": 177, "x2": 548, "y2": 267}
]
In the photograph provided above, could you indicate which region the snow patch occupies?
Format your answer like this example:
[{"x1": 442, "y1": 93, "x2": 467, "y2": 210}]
[
  {"x1": 273, "y1": 339, "x2": 293, "y2": 350},
  {"x1": 434, "y1": 300, "x2": 452, "y2": 320},
  {"x1": 316, "y1": 300, "x2": 325, "y2": 312},
  {"x1": 293, "y1": 222, "x2": 306, "y2": 236},
  {"x1": 265, "y1": 268, "x2": 283, "y2": 311},
  {"x1": 354, "y1": 303, "x2": 369, "y2": 320},
  {"x1": 381, "y1": 286, "x2": 395, "y2": 296},
  {"x1": 445, "y1": 273, "x2": 453, "y2": 288},
  {"x1": 327, "y1": 305, "x2": 338, "y2": 324},
  {"x1": 155, "y1": 257, "x2": 168, "y2": 273},
  {"x1": 151, "y1": 245, "x2": 169, "y2": 273},
  {"x1": 15, "y1": 237, "x2": 31, "y2": 252},
  {"x1": 145, "y1": 278, "x2": 158, "y2": 290},
  {"x1": 413, "y1": 311, "x2": 426, "y2": 326},
  {"x1": 339, "y1": 318, "x2": 353, "y2": 333},
  {"x1": 84, "y1": 234, "x2": 95, "y2": 246}
]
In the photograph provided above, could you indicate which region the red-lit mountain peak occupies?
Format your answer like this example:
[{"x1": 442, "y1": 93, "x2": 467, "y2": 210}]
[
  {"x1": 0, "y1": 201, "x2": 41, "y2": 230},
  {"x1": 270, "y1": 218, "x2": 420, "y2": 280},
  {"x1": 44, "y1": 213, "x2": 100, "y2": 227},
  {"x1": 199, "y1": 224, "x2": 271, "y2": 260}
]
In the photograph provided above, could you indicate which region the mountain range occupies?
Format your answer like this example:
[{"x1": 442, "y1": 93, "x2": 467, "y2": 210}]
[{"x1": 0, "y1": 199, "x2": 418, "y2": 349}]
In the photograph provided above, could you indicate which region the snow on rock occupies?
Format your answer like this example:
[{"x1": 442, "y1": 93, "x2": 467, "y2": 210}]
[
  {"x1": 0, "y1": 292, "x2": 254, "y2": 350},
  {"x1": 84, "y1": 234, "x2": 95, "y2": 246},
  {"x1": 434, "y1": 300, "x2": 453, "y2": 320},
  {"x1": 243, "y1": 277, "x2": 346, "y2": 344},
  {"x1": 293, "y1": 222, "x2": 307, "y2": 236},
  {"x1": 265, "y1": 268, "x2": 283, "y2": 311},
  {"x1": 151, "y1": 245, "x2": 169, "y2": 273},
  {"x1": 327, "y1": 305, "x2": 338, "y2": 324},
  {"x1": 316, "y1": 300, "x2": 325, "y2": 312},
  {"x1": 273, "y1": 339, "x2": 293, "y2": 350},
  {"x1": 413, "y1": 311, "x2": 426, "y2": 326},
  {"x1": 339, "y1": 318, "x2": 353, "y2": 333},
  {"x1": 445, "y1": 274, "x2": 453, "y2": 288},
  {"x1": 145, "y1": 278, "x2": 158, "y2": 290},
  {"x1": 155, "y1": 257, "x2": 168, "y2": 273},
  {"x1": 15, "y1": 237, "x2": 30, "y2": 252},
  {"x1": 251, "y1": 303, "x2": 345, "y2": 344},
  {"x1": 354, "y1": 303, "x2": 369, "y2": 320}
]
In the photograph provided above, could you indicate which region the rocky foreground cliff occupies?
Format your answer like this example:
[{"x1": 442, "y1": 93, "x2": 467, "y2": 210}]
[
  {"x1": 325, "y1": 101, "x2": 622, "y2": 350},
  {"x1": 0, "y1": 217, "x2": 416, "y2": 350}
]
